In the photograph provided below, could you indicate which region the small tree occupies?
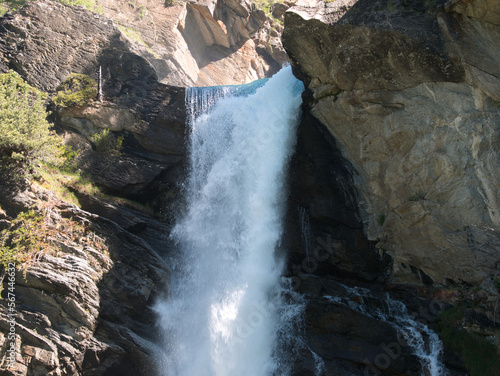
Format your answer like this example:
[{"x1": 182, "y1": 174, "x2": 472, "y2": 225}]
[
  {"x1": 52, "y1": 73, "x2": 98, "y2": 108},
  {"x1": 0, "y1": 71, "x2": 64, "y2": 173}
]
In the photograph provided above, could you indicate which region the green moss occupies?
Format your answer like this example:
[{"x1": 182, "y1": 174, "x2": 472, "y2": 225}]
[
  {"x1": 437, "y1": 306, "x2": 500, "y2": 376},
  {"x1": 377, "y1": 214, "x2": 386, "y2": 226},
  {"x1": 52, "y1": 73, "x2": 97, "y2": 108},
  {"x1": 441, "y1": 327, "x2": 500, "y2": 376},
  {"x1": 58, "y1": 0, "x2": 102, "y2": 12},
  {"x1": 138, "y1": 4, "x2": 147, "y2": 19},
  {"x1": 438, "y1": 305, "x2": 466, "y2": 325},
  {"x1": 0, "y1": 0, "x2": 102, "y2": 15}
]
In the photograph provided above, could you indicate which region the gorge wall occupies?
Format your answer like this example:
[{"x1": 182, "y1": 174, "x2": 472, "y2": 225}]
[
  {"x1": 1, "y1": 0, "x2": 500, "y2": 375},
  {"x1": 0, "y1": 2, "x2": 184, "y2": 374},
  {"x1": 94, "y1": 0, "x2": 288, "y2": 86},
  {"x1": 283, "y1": 0, "x2": 500, "y2": 287}
]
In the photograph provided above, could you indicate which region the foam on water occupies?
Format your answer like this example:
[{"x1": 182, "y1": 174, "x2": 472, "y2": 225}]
[{"x1": 155, "y1": 66, "x2": 305, "y2": 376}]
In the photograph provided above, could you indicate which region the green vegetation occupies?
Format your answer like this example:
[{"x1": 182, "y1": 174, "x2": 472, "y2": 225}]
[
  {"x1": 253, "y1": 0, "x2": 283, "y2": 19},
  {"x1": 58, "y1": 0, "x2": 103, "y2": 12},
  {"x1": 377, "y1": 214, "x2": 386, "y2": 226},
  {"x1": 440, "y1": 327, "x2": 500, "y2": 375},
  {"x1": 437, "y1": 305, "x2": 500, "y2": 376},
  {"x1": 0, "y1": 210, "x2": 46, "y2": 268},
  {"x1": 0, "y1": 205, "x2": 108, "y2": 269},
  {"x1": 0, "y1": 0, "x2": 102, "y2": 16},
  {"x1": 138, "y1": 4, "x2": 147, "y2": 19},
  {"x1": 0, "y1": 71, "x2": 64, "y2": 176},
  {"x1": 90, "y1": 129, "x2": 123, "y2": 154},
  {"x1": 117, "y1": 25, "x2": 159, "y2": 58},
  {"x1": 52, "y1": 73, "x2": 98, "y2": 108},
  {"x1": 0, "y1": 0, "x2": 27, "y2": 15}
]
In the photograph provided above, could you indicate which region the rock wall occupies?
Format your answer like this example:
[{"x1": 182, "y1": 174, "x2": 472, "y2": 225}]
[
  {"x1": 0, "y1": 184, "x2": 171, "y2": 375},
  {"x1": 0, "y1": 3, "x2": 181, "y2": 374},
  {"x1": 283, "y1": 0, "x2": 500, "y2": 286},
  {"x1": 0, "y1": 0, "x2": 188, "y2": 213},
  {"x1": 96, "y1": 0, "x2": 289, "y2": 86}
]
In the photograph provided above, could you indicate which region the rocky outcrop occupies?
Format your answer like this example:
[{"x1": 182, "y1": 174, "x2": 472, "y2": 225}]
[
  {"x1": 96, "y1": 0, "x2": 289, "y2": 86},
  {"x1": 0, "y1": 4, "x2": 184, "y2": 374},
  {"x1": 283, "y1": 0, "x2": 500, "y2": 286},
  {"x1": 0, "y1": 183, "x2": 170, "y2": 376},
  {"x1": 0, "y1": 0, "x2": 187, "y2": 209},
  {"x1": 446, "y1": 0, "x2": 500, "y2": 25}
]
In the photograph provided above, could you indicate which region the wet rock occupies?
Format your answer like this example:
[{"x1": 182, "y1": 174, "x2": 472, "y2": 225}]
[{"x1": 284, "y1": 112, "x2": 392, "y2": 283}]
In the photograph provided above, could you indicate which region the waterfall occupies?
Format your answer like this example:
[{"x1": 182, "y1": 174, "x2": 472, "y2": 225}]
[
  {"x1": 155, "y1": 66, "x2": 305, "y2": 376},
  {"x1": 326, "y1": 285, "x2": 445, "y2": 376}
]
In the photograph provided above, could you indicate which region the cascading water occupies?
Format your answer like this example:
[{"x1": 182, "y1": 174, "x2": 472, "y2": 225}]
[
  {"x1": 326, "y1": 285, "x2": 445, "y2": 376},
  {"x1": 155, "y1": 67, "x2": 305, "y2": 376}
]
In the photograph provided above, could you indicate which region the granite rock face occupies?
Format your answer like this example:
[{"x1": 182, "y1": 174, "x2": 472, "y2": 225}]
[{"x1": 283, "y1": 0, "x2": 500, "y2": 286}]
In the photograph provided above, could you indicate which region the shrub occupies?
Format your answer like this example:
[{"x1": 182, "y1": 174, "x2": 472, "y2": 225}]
[
  {"x1": 0, "y1": 210, "x2": 46, "y2": 269},
  {"x1": 52, "y1": 73, "x2": 98, "y2": 108},
  {"x1": 90, "y1": 129, "x2": 124, "y2": 154},
  {"x1": 0, "y1": 207, "x2": 98, "y2": 269},
  {"x1": 0, "y1": 71, "x2": 64, "y2": 173}
]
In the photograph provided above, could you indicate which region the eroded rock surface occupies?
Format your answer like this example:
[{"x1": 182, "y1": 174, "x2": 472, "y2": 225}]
[
  {"x1": 96, "y1": 0, "x2": 289, "y2": 86},
  {"x1": 283, "y1": 0, "x2": 500, "y2": 286},
  {"x1": 0, "y1": 186, "x2": 170, "y2": 376},
  {"x1": 0, "y1": 0, "x2": 188, "y2": 208}
]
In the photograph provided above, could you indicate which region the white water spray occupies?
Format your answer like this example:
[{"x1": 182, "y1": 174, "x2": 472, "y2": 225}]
[{"x1": 155, "y1": 67, "x2": 305, "y2": 376}]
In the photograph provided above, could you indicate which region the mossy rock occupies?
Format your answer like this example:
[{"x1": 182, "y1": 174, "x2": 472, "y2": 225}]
[{"x1": 52, "y1": 73, "x2": 97, "y2": 108}]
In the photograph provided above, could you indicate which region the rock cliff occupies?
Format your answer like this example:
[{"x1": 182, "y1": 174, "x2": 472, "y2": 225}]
[
  {"x1": 0, "y1": 2, "x2": 180, "y2": 374},
  {"x1": 95, "y1": 0, "x2": 289, "y2": 86},
  {"x1": 1, "y1": 0, "x2": 188, "y2": 214},
  {"x1": 281, "y1": 0, "x2": 500, "y2": 374},
  {"x1": 0, "y1": 182, "x2": 171, "y2": 375},
  {"x1": 283, "y1": 0, "x2": 500, "y2": 287},
  {"x1": 1, "y1": 0, "x2": 500, "y2": 375}
]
